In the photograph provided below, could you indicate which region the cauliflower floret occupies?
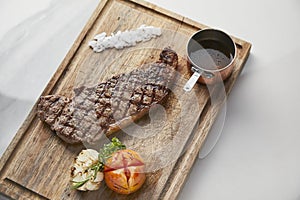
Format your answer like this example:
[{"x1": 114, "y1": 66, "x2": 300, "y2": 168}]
[{"x1": 70, "y1": 149, "x2": 103, "y2": 191}]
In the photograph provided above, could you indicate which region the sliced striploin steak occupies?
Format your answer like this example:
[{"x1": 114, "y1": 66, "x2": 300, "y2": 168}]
[{"x1": 37, "y1": 48, "x2": 178, "y2": 144}]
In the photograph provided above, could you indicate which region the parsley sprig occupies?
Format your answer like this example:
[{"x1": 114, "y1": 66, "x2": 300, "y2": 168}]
[{"x1": 98, "y1": 137, "x2": 126, "y2": 170}]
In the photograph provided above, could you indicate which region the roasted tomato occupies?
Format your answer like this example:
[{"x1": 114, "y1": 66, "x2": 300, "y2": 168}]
[{"x1": 104, "y1": 149, "x2": 146, "y2": 194}]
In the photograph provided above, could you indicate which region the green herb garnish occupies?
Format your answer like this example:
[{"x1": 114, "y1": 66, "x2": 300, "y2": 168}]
[
  {"x1": 98, "y1": 137, "x2": 126, "y2": 170},
  {"x1": 71, "y1": 179, "x2": 90, "y2": 189}
]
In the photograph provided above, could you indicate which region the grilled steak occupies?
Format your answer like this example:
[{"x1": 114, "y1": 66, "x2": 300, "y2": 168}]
[{"x1": 37, "y1": 48, "x2": 178, "y2": 144}]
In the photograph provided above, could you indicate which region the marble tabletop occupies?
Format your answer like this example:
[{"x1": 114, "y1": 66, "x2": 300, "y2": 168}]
[{"x1": 1, "y1": 0, "x2": 300, "y2": 199}]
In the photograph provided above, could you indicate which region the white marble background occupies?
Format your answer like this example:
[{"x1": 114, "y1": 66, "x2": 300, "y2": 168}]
[{"x1": 1, "y1": 0, "x2": 300, "y2": 199}]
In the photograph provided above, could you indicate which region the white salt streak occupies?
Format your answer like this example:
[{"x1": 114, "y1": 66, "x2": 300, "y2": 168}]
[{"x1": 88, "y1": 25, "x2": 162, "y2": 52}]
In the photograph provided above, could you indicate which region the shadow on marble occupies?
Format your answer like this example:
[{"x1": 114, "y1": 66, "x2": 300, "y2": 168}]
[
  {"x1": 0, "y1": 0, "x2": 99, "y2": 101},
  {"x1": 0, "y1": 93, "x2": 33, "y2": 156}
]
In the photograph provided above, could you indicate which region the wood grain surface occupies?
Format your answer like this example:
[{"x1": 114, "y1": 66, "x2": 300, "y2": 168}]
[{"x1": 0, "y1": 0, "x2": 251, "y2": 199}]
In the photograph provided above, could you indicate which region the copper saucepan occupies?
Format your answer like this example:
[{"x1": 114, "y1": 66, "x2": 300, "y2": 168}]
[{"x1": 183, "y1": 29, "x2": 237, "y2": 91}]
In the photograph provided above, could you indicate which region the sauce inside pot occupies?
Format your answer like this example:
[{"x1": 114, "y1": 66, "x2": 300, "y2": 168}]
[{"x1": 189, "y1": 40, "x2": 233, "y2": 70}]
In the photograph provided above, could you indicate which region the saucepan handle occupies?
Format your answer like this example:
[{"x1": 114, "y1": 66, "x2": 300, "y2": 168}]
[{"x1": 183, "y1": 70, "x2": 203, "y2": 92}]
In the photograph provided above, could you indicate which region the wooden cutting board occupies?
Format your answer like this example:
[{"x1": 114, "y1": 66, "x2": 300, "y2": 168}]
[{"x1": 0, "y1": 0, "x2": 251, "y2": 199}]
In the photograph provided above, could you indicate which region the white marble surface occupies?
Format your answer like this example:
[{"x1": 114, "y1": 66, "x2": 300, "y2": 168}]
[{"x1": 1, "y1": 0, "x2": 300, "y2": 199}]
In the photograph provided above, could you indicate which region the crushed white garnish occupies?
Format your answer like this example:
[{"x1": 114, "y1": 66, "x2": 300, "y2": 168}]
[
  {"x1": 88, "y1": 25, "x2": 162, "y2": 52},
  {"x1": 70, "y1": 149, "x2": 103, "y2": 191}
]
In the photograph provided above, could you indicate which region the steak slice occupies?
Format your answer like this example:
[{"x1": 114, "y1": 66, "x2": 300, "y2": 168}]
[{"x1": 37, "y1": 48, "x2": 178, "y2": 144}]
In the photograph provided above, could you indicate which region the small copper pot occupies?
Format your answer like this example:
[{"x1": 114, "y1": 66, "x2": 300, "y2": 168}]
[{"x1": 184, "y1": 29, "x2": 236, "y2": 91}]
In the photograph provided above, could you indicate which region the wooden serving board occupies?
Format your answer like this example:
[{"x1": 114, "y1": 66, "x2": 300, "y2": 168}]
[{"x1": 0, "y1": 0, "x2": 251, "y2": 199}]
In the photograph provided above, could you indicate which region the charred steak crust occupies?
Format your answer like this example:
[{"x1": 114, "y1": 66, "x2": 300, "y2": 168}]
[{"x1": 37, "y1": 48, "x2": 178, "y2": 144}]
